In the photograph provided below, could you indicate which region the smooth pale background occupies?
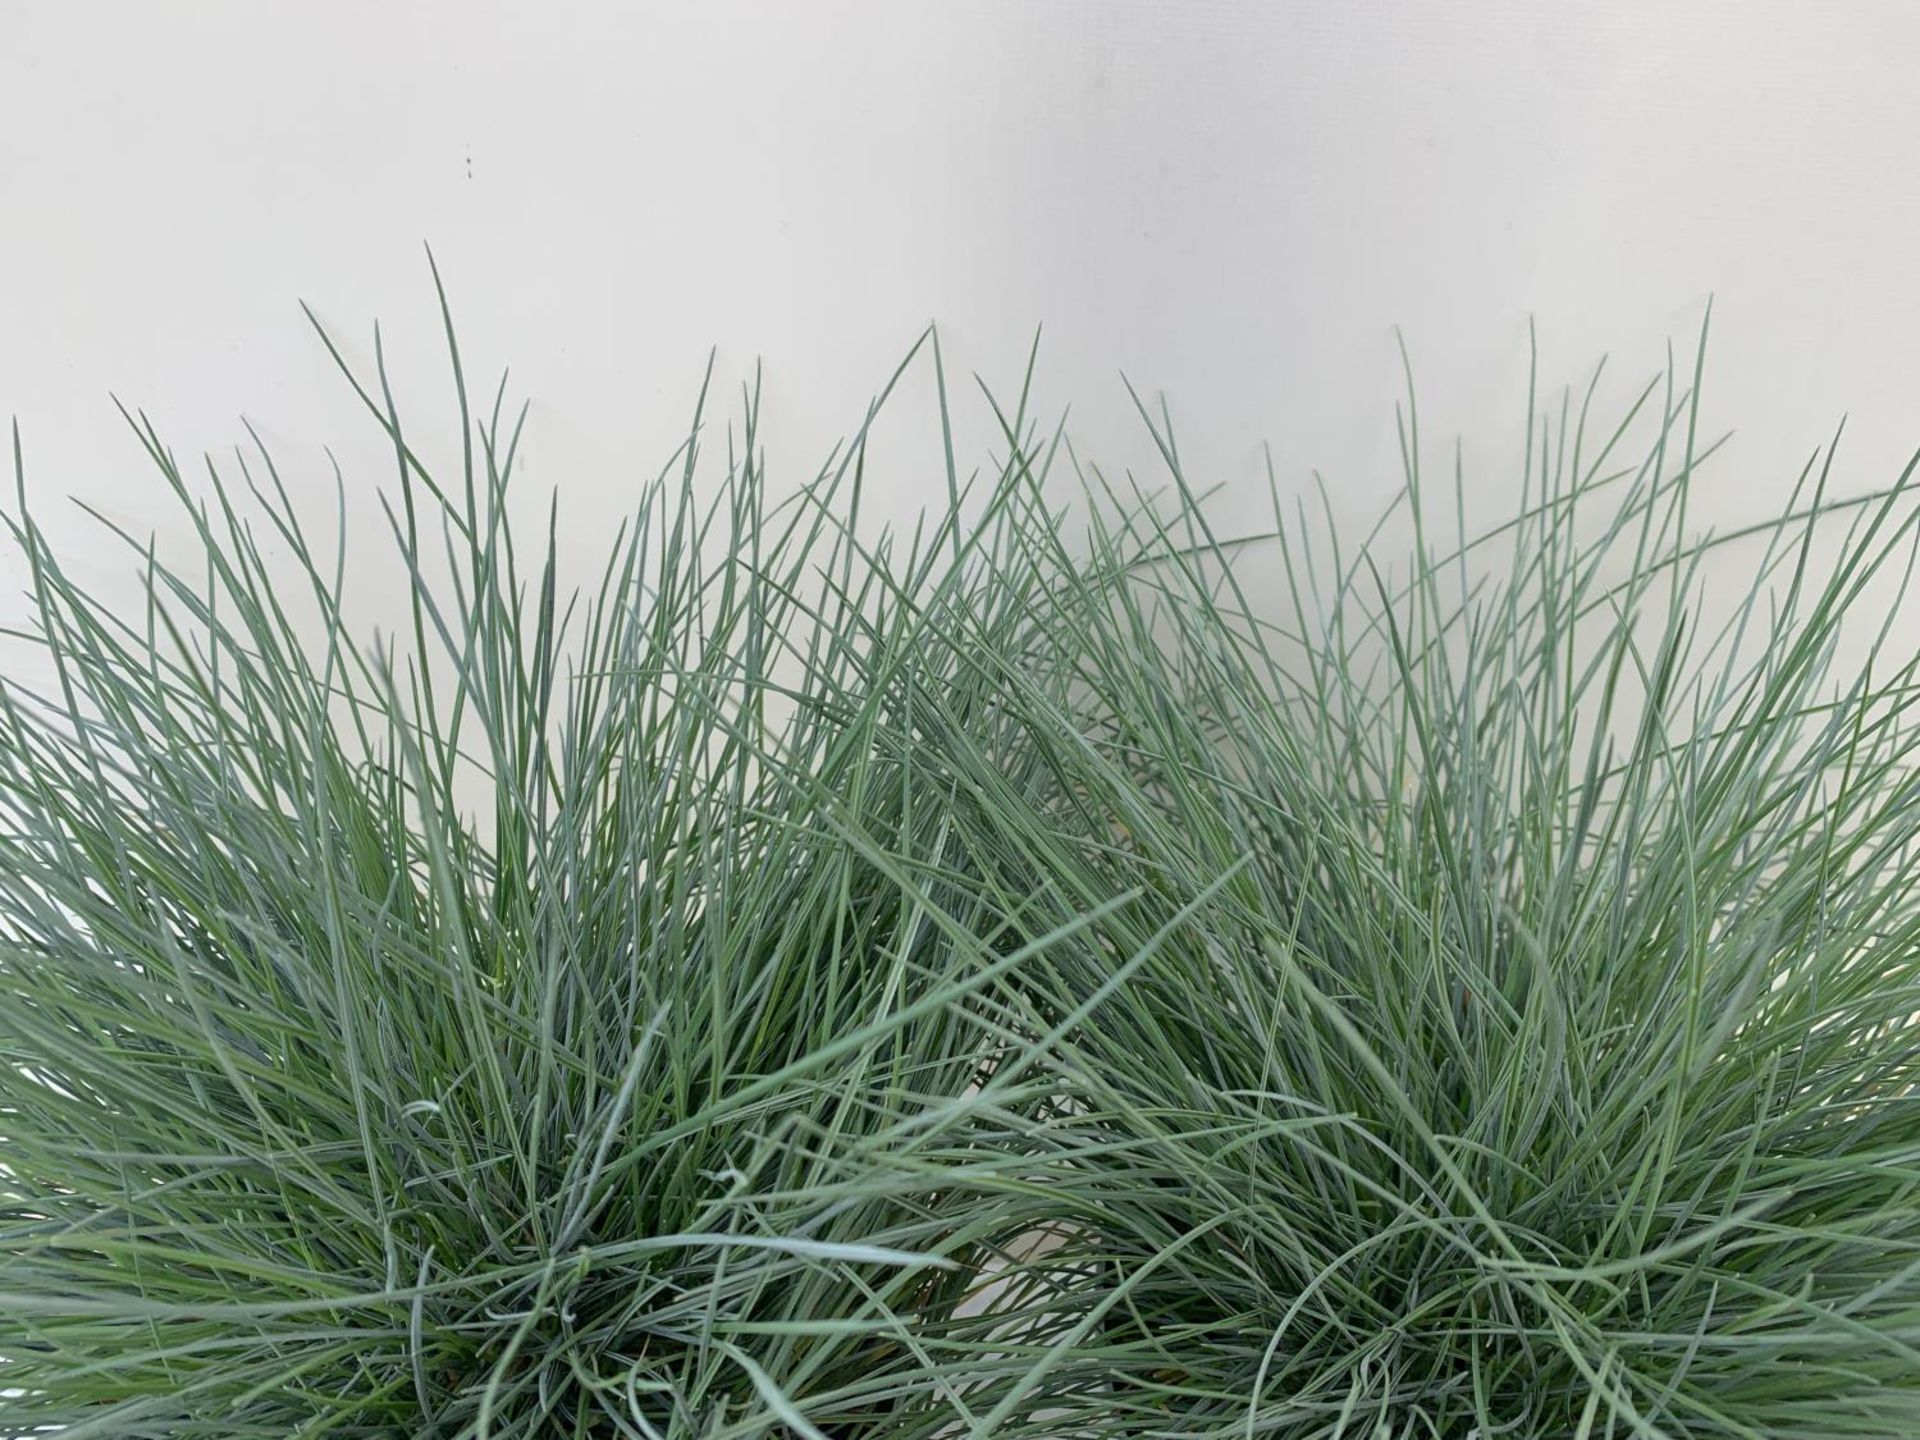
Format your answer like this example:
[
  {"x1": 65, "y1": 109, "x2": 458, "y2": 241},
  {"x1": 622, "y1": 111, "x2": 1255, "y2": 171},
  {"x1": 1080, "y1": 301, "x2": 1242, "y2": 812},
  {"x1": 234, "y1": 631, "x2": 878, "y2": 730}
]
[{"x1": 3, "y1": 1, "x2": 1919, "y2": 650}]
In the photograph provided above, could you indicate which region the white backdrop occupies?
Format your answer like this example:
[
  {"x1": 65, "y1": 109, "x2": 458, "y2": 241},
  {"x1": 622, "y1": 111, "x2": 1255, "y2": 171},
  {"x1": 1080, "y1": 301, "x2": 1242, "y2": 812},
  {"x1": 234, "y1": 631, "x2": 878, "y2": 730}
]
[{"x1": 4, "y1": 1, "x2": 1919, "y2": 641}]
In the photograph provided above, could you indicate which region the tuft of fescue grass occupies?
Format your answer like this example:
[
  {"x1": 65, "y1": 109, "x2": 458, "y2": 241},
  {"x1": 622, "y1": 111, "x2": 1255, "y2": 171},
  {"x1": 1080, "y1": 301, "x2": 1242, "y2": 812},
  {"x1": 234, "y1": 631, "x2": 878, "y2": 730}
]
[
  {"x1": 0, "y1": 288, "x2": 1118, "y2": 1439},
  {"x1": 915, "y1": 322, "x2": 1920, "y2": 1438},
  {"x1": 8, "y1": 288, "x2": 1920, "y2": 1440}
]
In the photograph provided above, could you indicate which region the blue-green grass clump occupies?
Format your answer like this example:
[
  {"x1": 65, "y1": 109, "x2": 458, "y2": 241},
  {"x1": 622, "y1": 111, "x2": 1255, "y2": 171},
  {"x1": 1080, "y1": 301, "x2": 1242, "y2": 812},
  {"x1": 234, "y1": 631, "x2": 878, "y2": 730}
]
[
  {"x1": 8, "y1": 290, "x2": 1920, "y2": 1440},
  {"x1": 0, "y1": 293, "x2": 1090, "y2": 1439},
  {"x1": 941, "y1": 331, "x2": 1920, "y2": 1438}
]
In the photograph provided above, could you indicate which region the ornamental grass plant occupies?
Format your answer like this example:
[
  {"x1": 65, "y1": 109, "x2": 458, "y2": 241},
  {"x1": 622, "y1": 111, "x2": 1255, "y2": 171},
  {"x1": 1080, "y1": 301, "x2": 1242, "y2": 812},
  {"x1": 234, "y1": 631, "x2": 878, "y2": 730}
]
[
  {"x1": 923, "y1": 326, "x2": 1920, "y2": 1438},
  {"x1": 0, "y1": 290, "x2": 1117, "y2": 1438},
  {"x1": 4, "y1": 292, "x2": 1920, "y2": 1440}
]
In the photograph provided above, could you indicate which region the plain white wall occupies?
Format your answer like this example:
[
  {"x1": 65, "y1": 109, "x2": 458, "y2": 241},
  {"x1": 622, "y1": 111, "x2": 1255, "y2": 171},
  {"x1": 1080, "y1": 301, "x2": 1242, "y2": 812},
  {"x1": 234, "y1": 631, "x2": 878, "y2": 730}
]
[{"x1": 4, "y1": 0, "x2": 1920, "y2": 652}]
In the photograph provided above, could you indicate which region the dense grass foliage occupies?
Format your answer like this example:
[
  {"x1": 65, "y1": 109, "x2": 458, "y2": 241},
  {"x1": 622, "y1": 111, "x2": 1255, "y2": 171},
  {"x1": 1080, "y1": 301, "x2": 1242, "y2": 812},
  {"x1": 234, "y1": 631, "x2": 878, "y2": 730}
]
[
  {"x1": 0, "y1": 296, "x2": 1108, "y2": 1438},
  {"x1": 5, "y1": 295, "x2": 1920, "y2": 1440},
  {"x1": 929, "y1": 334, "x2": 1920, "y2": 1437}
]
